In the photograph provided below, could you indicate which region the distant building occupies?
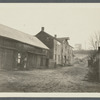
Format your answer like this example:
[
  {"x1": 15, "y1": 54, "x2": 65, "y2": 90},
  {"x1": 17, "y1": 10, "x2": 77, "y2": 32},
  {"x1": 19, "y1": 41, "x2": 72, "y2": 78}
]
[{"x1": 74, "y1": 44, "x2": 82, "y2": 50}]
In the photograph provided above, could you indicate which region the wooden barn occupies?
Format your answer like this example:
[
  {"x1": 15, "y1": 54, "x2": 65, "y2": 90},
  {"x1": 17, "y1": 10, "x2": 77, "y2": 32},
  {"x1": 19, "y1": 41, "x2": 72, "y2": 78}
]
[{"x1": 0, "y1": 24, "x2": 49, "y2": 70}]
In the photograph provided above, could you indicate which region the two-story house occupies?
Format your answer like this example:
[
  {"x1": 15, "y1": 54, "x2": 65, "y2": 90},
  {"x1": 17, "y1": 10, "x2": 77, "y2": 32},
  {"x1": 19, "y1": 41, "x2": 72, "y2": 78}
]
[
  {"x1": 36, "y1": 27, "x2": 62, "y2": 67},
  {"x1": 57, "y1": 37, "x2": 74, "y2": 66}
]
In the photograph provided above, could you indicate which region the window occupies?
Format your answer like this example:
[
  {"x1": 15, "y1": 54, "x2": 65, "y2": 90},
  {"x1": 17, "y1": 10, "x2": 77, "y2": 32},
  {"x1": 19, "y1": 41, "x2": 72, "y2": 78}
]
[
  {"x1": 55, "y1": 54, "x2": 56, "y2": 60},
  {"x1": 18, "y1": 53, "x2": 21, "y2": 63},
  {"x1": 46, "y1": 37, "x2": 49, "y2": 41},
  {"x1": 58, "y1": 55, "x2": 60, "y2": 62}
]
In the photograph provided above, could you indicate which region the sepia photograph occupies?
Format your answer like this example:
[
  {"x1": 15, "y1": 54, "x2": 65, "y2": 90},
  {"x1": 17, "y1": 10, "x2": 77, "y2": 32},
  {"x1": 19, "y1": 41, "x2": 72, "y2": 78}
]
[{"x1": 0, "y1": 3, "x2": 100, "y2": 94}]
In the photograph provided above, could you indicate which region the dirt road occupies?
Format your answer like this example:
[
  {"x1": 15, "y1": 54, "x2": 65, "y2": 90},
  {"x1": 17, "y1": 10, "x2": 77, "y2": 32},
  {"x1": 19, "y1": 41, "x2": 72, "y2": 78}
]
[{"x1": 0, "y1": 61, "x2": 100, "y2": 92}]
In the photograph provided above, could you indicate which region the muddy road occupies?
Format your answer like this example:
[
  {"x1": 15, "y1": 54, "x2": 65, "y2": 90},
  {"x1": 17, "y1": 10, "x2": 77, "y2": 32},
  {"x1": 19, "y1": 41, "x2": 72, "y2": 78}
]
[{"x1": 0, "y1": 60, "x2": 100, "y2": 92}]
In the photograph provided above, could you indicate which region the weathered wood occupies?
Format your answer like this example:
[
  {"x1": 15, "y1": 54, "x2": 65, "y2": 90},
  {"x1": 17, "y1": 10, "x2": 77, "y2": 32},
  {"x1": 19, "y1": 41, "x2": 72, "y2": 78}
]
[
  {"x1": 0, "y1": 36, "x2": 49, "y2": 70},
  {"x1": 0, "y1": 48, "x2": 14, "y2": 70},
  {"x1": 0, "y1": 45, "x2": 17, "y2": 51}
]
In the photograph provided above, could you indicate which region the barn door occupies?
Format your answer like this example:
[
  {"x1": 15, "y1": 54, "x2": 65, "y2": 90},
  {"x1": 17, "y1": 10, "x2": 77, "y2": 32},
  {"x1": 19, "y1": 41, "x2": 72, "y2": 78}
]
[
  {"x1": 27, "y1": 53, "x2": 37, "y2": 69},
  {"x1": 16, "y1": 52, "x2": 28, "y2": 70},
  {"x1": 0, "y1": 48, "x2": 14, "y2": 70},
  {"x1": 27, "y1": 53, "x2": 33, "y2": 69},
  {"x1": 0, "y1": 48, "x2": 4, "y2": 69},
  {"x1": 3, "y1": 49, "x2": 14, "y2": 70}
]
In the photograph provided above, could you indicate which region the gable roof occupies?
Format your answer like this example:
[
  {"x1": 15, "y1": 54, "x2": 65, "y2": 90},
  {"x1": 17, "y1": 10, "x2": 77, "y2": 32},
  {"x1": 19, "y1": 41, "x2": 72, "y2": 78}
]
[
  {"x1": 36, "y1": 30, "x2": 61, "y2": 43},
  {"x1": 57, "y1": 37, "x2": 73, "y2": 48},
  {"x1": 0, "y1": 24, "x2": 49, "y2": 49},
  {"x1": 57, "y1": 37, "x2": 70, "y2": 43},
  {"x1": 69, "y1": 45, "x2": 74, "y2": 48}
]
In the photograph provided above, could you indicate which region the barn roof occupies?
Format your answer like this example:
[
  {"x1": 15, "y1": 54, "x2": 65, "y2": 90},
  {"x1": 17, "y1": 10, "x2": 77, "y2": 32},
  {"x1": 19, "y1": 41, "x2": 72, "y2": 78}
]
[{"x1": 0, "y1": 24, "x2": 49, "y2": 49}]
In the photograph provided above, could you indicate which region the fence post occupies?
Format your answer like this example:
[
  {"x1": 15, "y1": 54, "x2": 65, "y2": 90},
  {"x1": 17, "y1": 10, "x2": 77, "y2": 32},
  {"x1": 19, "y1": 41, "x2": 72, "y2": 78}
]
[{"x1": 98, "y1": 47, "x2": 100, "y2": 81}]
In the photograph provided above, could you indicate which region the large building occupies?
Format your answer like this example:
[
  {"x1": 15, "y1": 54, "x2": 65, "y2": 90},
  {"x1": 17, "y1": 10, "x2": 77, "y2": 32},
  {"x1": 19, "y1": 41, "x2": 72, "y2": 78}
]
[
  {"x1": 0, "y1": 24, "x2": 49, "y2": 70},
  {"x1": 36, "y1": 27, "x2": 74, "y2": 67},
  {"x1": 36, "y1": 27, "x2": 62, "y2": 67}
]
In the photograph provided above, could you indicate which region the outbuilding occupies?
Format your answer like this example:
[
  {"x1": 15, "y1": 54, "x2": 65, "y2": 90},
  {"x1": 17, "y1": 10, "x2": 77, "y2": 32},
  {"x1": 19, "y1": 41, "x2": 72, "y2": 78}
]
[{"x1": 0, "y1": 24, "x2": 49, "y2": 70}]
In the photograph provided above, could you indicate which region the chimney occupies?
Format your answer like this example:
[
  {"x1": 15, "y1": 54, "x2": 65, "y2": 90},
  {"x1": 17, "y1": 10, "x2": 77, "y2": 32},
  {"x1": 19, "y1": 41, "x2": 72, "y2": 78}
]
[
  {"x1": 54, "y1": 34, "x2": 57, "y2": 38},
  {"x1": 41, "y1": 27, "x2": 44, "y2": 31}
]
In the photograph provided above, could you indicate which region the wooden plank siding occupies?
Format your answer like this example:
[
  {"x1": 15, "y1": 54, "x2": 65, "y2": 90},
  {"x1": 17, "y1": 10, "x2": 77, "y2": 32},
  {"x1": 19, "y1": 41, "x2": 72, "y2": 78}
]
[
  {"x1": 27, "y1": 53, "x2": 48, "y2": 69},
  {"x1": 0, "y1": 48, "x2": 15, "y2": 70},
  {"x1": 0, "y1": 36, "x2": 49, "y2": 70}
]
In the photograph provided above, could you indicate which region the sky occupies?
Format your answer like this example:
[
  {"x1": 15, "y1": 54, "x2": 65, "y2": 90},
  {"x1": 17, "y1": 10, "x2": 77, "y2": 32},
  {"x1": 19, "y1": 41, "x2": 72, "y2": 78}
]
[{"x1": 0, "y1": 3, "x2": 100, "y2": 50}]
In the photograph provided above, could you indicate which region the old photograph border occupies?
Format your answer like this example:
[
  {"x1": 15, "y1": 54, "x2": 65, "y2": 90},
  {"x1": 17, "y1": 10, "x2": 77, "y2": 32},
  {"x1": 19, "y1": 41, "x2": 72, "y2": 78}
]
[
  {"x1": 0, "y1": 1, "x2": 100, "y2": 98},
  {"x1": 0, "y1": 0, "x2": 99, "y2": 3},
  {"x1": 0, "y1": 98, "x2": 99, "y2": 100}
]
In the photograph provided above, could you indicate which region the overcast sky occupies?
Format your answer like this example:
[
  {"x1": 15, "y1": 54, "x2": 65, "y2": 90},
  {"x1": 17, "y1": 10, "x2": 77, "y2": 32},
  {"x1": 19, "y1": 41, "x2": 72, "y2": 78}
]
[{"x1": 0, "y1": 3, "x2": 100, "y2": 49}]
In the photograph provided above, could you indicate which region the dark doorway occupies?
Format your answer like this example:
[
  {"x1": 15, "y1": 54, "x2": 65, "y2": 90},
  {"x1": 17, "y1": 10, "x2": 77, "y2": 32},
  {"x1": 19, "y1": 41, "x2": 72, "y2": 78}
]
[
  {"x1": 64, "y1": 56, "x2": 66, "y2": 64},
  {"x1": 16, "y1": 52, "x2": 28, "y2": 70}
]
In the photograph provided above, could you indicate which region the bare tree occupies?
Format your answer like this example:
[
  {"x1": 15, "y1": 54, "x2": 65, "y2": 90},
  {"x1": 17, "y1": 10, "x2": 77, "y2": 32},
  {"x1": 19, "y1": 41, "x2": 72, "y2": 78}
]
[
  {"x1": 86, "y1": 32, "x2": 100, "y2": 81},
  {"x1": 87, "y1": 32, "x2": 100, "y2": 60},
  {"x1": 89, "y1": 32, "x2": 100, "y2": 50}
]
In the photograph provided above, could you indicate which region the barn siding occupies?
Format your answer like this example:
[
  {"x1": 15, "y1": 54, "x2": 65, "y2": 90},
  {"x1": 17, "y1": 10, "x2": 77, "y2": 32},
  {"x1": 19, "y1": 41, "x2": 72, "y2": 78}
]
[
  {"x1": 0, "y1": 36, "x2": 49, "y2": 70},
  {"x1": 0, "y1": 48, "x2": 15, "y2": 70}
]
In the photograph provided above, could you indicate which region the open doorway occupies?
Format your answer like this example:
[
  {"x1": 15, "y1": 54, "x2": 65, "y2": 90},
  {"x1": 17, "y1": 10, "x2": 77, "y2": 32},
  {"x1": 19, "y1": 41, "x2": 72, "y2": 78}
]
[
  {"x1": 17, "y1": 52, "x2": 21, "y2": 69},
  {"x1": 64, "y1": 55, "x2": 66, "y2": 64},
  {"x1": 16, "y1": 52, "x2": 27, "y2": 70}
]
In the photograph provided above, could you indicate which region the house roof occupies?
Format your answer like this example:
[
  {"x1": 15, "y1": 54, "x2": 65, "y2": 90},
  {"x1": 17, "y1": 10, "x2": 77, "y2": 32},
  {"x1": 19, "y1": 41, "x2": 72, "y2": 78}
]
[
  {"x1": 0, "y1": 24, "x2": 49, "y2": 49},
  {"x1": 69, "y1": 45, "x2": 74, "y2": 48},
  {"x1": 57, "y1": 37, "x2": 70, "y2": 42},
  {"x1": 57, "y1": 37, "x2": 73, "y2": 48},
  {"x1": 36, "y1": 30, "x2": 61, "y2": 43}
]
